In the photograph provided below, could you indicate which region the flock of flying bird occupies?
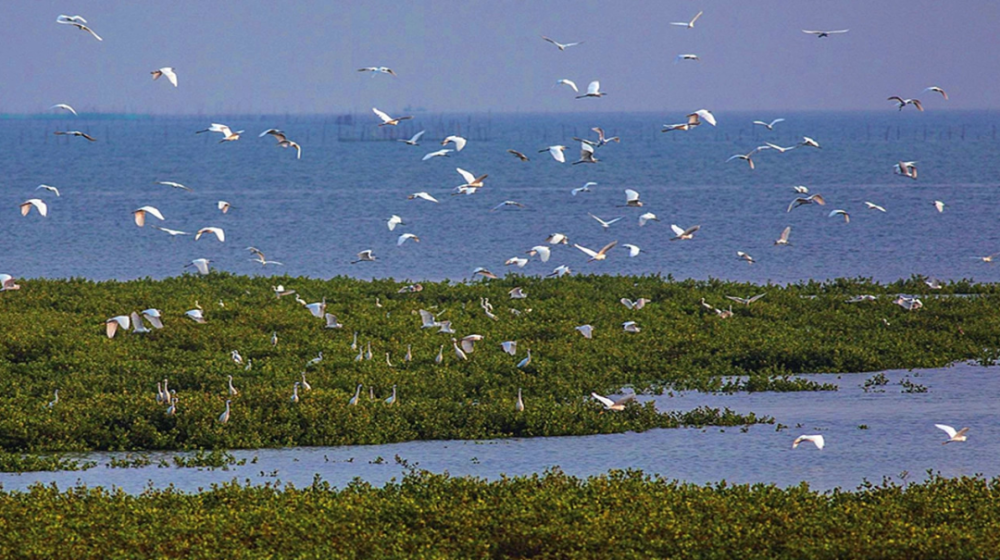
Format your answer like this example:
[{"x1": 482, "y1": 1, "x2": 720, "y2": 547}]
[{"x1": 7, "y1": 12, "x2": 973, "y2": 451}]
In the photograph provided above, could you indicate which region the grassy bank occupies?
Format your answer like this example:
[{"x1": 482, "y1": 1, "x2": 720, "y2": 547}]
[
  {"x1": 0, "y1": 274, "x2": 996, "y2": 453},
  {"x1": 0, "y1": 469, "x2": 997, "y2": 558}
]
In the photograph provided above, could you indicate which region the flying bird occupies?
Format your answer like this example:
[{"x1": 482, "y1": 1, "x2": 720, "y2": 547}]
[
  {"x1": 621, "y1": 298, "x2": 650, "y2": 310},
  {"x1": 422, "y1": 149, "x2": 453, "y2": 160},
  {"x1": 675, "y1": 54, "x2": 700, "y2": 63},
  {"x1": 792, "y1": 435, "x2": 825, "y2": 449},
  {"x1": 933, "y1": 200, "x2": 945, "y2": 213},
  {"x1": 195, "y1": 227, "x2": 225, "y2": 242},
  {"x1": 828, "y1": 209, "x2": 850, "y2": 223},
  {"x1": 727, "y1": 294, "x2": 765, "y2": 306},
  {"x1": 574, "y1": 241, "x2": 618, "y2": 262},
  {"x1": 454, "y1": 168, "x2": 488, "y2": 195},
  {"x1": 105, "y1": 315, "x2": 130, "y2": 338},
  {"x1": 573, "y1": 143, "x2": 598, "y2": 164},
  {"x1": 737, "y1": 251, "x2": 756, "y2": 264},
  {"x1": 441, "y1": 135, "x2": 467, "y2": 151},
  {"x1": 622, "y1": 321, "x2": 641, "y2": 333},
  {"x1": 923, "y1": 86, "x2": 948, "y2": 100},
  {"x1": 56, "y1": 15, "x2": 103, "y2": 41},
  {"x1": 638, "y1": 213, "x2": 659, "y2": 227},
  {"x1": 894, "y1": 161, "x2": 918, "y2": 180},
  {"x1": 490, "y1": 200, "x2": 526, "y2": 212},
  {"x1": 556, "y1": 79, "x2": 578, "y2": 92},
  {"x1": 935, "y1": 424, "x2": 969, "y2": 444},
  {"x1": 357, "y1": 66, "x2": 396, "y2": 76},
  {"x1": 688, "y1": 109, "x2": 717, "y2": 127},
  {"x1": 540, "y1": 145, "x2": 567, "y2": 163},
  {"x1": 505, "y1": 257, "x2": 528, "y2": 268},
  {"x1": 592, "y1": 392, "x2": 635, "y2": 411},
  {"x1": 588, "y1": 213, "x2": 623, "y2": 231},
  {"x1": 787, "y1": 194, "x2": 826, "y2": 212},
  {"x1": 36, "y1": 184, "x2": 61, "y2": 197},
  {"x1": 218, "y1": 201, "x2": 232, "y2": 213},
  {"x1": 407, "y1": 192, "x2": 439, "y2": 203},
  {"x1": 372, "y1": 107, "x2": 412, "y2": 126},
  {"x1": 196, "y1": 123, "x2": 242, "y2": 142},
  {"x1": 527, "y1": 245, "x2": 551, "y2": 262},
  {"x1": 132, "y1": 206, "x2": 164, "y2": 227},
  {"x1": 472, "y1": 267, "x2": 498, "y2": 279},
  {"x1": 670, "y1": 11, "x2": 703, "y2": 28},
  {"x1": 774, "y1": 226, "x2": 792, "y2": 245},
  {"x1": 185, "y1": 259, "x2": 211, "y2": 275},
  {"x1": 545, "y1": 233, "x2": 570, "y2": 245},
  {"x1": 399, "y1": 130, "x2": 426, "y2": 146},
  {"x1": 752, "y1": 118, "x2": 785, "y2": 131},
  {"x1": 888, "y1": 96, "x2": 924, "y2": 111},
  {"x1": 798, "y1": 137, "x2": 821, "y2": 149},
  {"x1": 623, "y1": 189, "x2": 643, "y2": 207},
  {"x1": 623, "y1": 244, "x2": 642, "y2": 257},
  {"x1": 574, "y1": 127, "x2": 620, "y2": 148},
  {"x1": 49, "y1": 104, "x2": 77, "y2": 115},
  {"x1": 352, "y1": 250, "x2": 376, "y2": 264},
  {"x1": 670, "y1": 224, "x2": 700, "y2": 241},
  {"x1": 572, "y1": 182, "x2": 596, "y2": 196},
  {"x1": 541, "y1": 36, "x2": 582, "y2": 51},
  {"x1": 575, "y1": 325, "x2": 594, "y2": 339},
  {"x1": 387, "y1": 215, "x2": 405, "y2": 231},
  {"x1": 765, "y1": 142, "x2": 797, "y2": 154},
  {"x1": 576, "y1": 81, "x2": 606, "y2": 99},
  {"x1": 397, "y1": 233, "x2": 420, "y2": 246},
  {"x1": 155, "y1": 181, "x2": 192, "y2": 192},
  {"x1": 54, "y1": 130, "x2": 95, "y2": 141},
  {"x1": 507, "y1": 149, "x2": 529, "y2": 161},
  {"x1": 802, "y1": 29, "x2": 849, "y2": 38},
  {"x1": 726, "y1": 150, "x2": 758, "y2": 170},
  {"x1": 259, "y1": 129, "x2": 302, "y2": 159},
  {"x1": 151, "y1": 67, "x2": 178, "y2": 87},
  {"x1": 549, "y1": 265, "x2": 572, "y2": 277}
]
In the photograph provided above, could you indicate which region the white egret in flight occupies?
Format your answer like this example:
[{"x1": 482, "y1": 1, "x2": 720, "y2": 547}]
[
  {"x1": 670, "y1": 11, "x2": 703, "y2": 28},
  {"x1": 572, "y1": 182, "x2": 596, "y2": 196},
  {"x1": 186, "y1": 259, "x2": 211, "y2": 275},
  {"x1": 541, "y1": 36, "x2": 582, "y2": 51},
  {"x1": 576, "y1": 325, "x2": 594, "y2": 339},
  {"x1": 556, "y1": 79, "x2": 578, "y2": 92},
  {"x1": 422, "y1": 149, "x2": 453, "y2": 160},
  {"x1": 935, "y1": 424, "x2": 969, "y2": 444},
  {"x1": 774, "y1": 226, "x2": 792, "y2": 246},
  {"x1": 105, "y1": 315, "x2": 130, "y2": 338},
  {"x1": 56, "y1": 15, "x2": 102, "y2": 41},
  {"x1": 591, "y1": 392, "x2": 635, "y2": 411},
  {"x1": 574, "y1": 241, "x2": 618, "y2": 262},
  {"x1": 887, "y1": 96, "x2": 924, "y2": 111},
  {"x1": 20, "y1": 199, "x2": 48, "y2": 217},
  {"x1": 589, "y1": 213, "x2": 623, "y2": 231},
  {"x1": 352, "y1": 250, "x2": 376, "y2": 264},
  {"x1": 196, "y1": 123, "x2": 243, "y2": 142},
  {"x1": 441, "y1": 135, "x2": 467, "y2": 151},
  {"x1": 753, "y1": 118, "x2": 785, "y2": 131},
  {"x1": 151, "y1": 67, "x2": 178, "y2": 87},
  {"x1": 792, "y1": 435, "x2": 825, "y2": 449},
  {"x1": 507, "y1": 149, "x2": 529, "y2": 161},
  {"x1": 801, "y1": 29, "x2": 848, "y2": 38},
  {"x1": 828, "y1": 209, "x2": 850, "y2": 223},
  {"x1": 670, "y1": 224, "x2": 700, "y2": 241},
  {"x1": 49, "y1": 104, "x2": 77, "y2": 115},
  {"x1": 623, "y1": 244, "x2": 642, "y2": 257},
  {"x1": 399, "y1": 130, "x2": 426, "y2": 146},
  {"x1": 372, "y1": 107, "x2": 412, "y2": 127},
  {"x1": 357, "y1": 66, "x2": 396, "y2": 76},
  {"x1": 218, "y1": 400, "x2": 231, "y2": 424},
  {"x1": 54, "y1": 130, "x2": 96, "y2": 141},
  {"x1": 407, "y1": 192, "x2": 439, "y2": 203},
  {"x1": 195, "y1": 227, "x2": 225, "y2": 242},
  {"x1": 540, "y1": 145, "x2": 567, "y2": 163},
  {"x1": 576, "y1": 81, "x2": 606, "y2": 99},
  {"x1": 259, "y1": 129, "x2": 302, "y2": 159},
  {"x1": 132, "y1": 206, "x2": 164, "y2": 227},
  {"x1": 923, "y1": 86, "x2": 948, "y2": 100}
]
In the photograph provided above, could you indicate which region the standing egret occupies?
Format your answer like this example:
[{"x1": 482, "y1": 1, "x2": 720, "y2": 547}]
[
  {"x1": 290, "y1": 382, "x2": 300, "y2": 404},
  {"x1": 435, "y1": 345, "x2": 444, "y2": 364},
  {"x1": 300, "y1": 372, "x2": 311, "y2": 391},
  {"x1": 385, "y1": 385, "x2": 397, "y2": 405},
  {"x1": 166, "y1": 396, "x2": 178, "y2": 416},
  {"x1": 404, "y1": 345, "x2": 412, "y2": 362},
  {"x1": 227, "y1": 375, "x2": 239, "y2": 397},
  {"x1": 515, "y1": 388, "x2": 525, "y2": 412},
  {"x1": 46, "y1": 389, "x2": 60, "y2": 409},
  {"x1": 348, "y1": 384, "x2": 362, "y2": 406},
  {"x1": 517, "y1": 349, "x2": 532, "y2": 369},
  {"x1": 218, "y1": 400, "x2": 231, "y2": 424}
]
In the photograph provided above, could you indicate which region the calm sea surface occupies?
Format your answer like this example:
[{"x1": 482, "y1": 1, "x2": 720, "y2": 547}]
[
  {"x1": 2, "y1": 110, "x2": 999, "y2": 283},
  {"x1": 1, "y1": 363, "x2": 995, "y2": 493}
]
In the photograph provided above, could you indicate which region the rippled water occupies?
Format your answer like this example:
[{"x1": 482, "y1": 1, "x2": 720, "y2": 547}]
[
  {"x1": 3, "y1": 363, "x2": 995, "y2": 493},
  {"x1": 3, "y1": 111, "x2": 1000, "y2": 283}
]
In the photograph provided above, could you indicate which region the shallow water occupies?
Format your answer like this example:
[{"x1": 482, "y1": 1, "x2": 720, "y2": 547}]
[
  {"x1": 3, "y1": 111, "x2": 1000, "y2": 284},
  {"x1": 2, "y1": 362, "x2": 994, "y2": 493}
]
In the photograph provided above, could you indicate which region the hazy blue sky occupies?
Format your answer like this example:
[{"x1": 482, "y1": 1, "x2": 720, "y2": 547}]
[{"x1": 4, "y1": 1, "x2": 998, "y2": 114}]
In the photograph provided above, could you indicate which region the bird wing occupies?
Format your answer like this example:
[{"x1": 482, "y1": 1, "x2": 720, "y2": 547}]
[
  {"x1": 747, "y1": 294, "x2": 766, "y2": 304},
  {"x1": 80, "y1": 24, "x2": 102, "y2": 41},
  {"x1": 587, "y1": 81, "x2": 600, "y2": 95},
  {"x1": 456, "y1": 168, "x2": 476, "y2": 184},
  {"x1": 670, "y1": 224, "x2": 685, "y2": 236},
  {"x1": 683, "y1": 225, "x2": 700, "y2": 236},
  {"x1": 624, "y1": 244, "x2": 640, "y2": 257},
  {"x1": 935, "y1": 424, "x2": 958, "y2": 438},
  {"x1": 613, "y1": 394, "x2": 636, "y2": 407},
  {"x1": 725, "y1": 295, "x2": 748, "y2": 305},
  {"x1": 624, "y1": 189, "x2": 640, "y2": 203},
  {"x1": 574, "y1": 244, "x2": 599, "y2": 258},
  {"x1": 547, "y1": 146, "x2": 565, "y2": 163},
  {"x1": 779, "y1": 226, "x2": 791, "y2": 242},
  {"x1": 694, "y1": 109, "x2": 716, "y2": 126},
  {"x1": 418, "y1": 192, "x2": 439, "y2": 203},
  {"x1": 591, "y1": 393, "x2": 615, "y2": 408},
  {"x1": 160, "y1": 68, "x2": 178, "y2": 87},
  {"x1": 558, "y1": 79, "x2": 578, "y2": 92},
  {"x1": 444, "y1": 136, "x2": 467, "y2": 151},
  {"x1": 689, "y1": 11, "x2": 703, "y2": 25},
  {"x1": 597, "y1": 241, "x2": 618, "y2": 255},
  {"x1": 770, "y1": 118, "x2": 785, "y2": 127},
  {"x1": 410, "y1": 130, "x2": 426, "y2": 143},
  {"x1": 372, "y1": 107, "x2": 392, "y2": 123}
]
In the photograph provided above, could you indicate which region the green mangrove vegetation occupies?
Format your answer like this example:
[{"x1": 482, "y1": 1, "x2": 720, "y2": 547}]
[
  {"x1": 1, "y1": 469, "x2": 999, "y2": 558},
  {"x1": 0, "y1": 274, "x2": 997, "y2": 454}
]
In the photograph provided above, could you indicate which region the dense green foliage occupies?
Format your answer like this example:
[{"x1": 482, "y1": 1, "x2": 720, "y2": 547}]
[
  {"x1": 0, "y1": 274, "x2": 996, "y2": 453},
  {"x1": 1, "y1": 469, "x2": 998, "y2": 558}
]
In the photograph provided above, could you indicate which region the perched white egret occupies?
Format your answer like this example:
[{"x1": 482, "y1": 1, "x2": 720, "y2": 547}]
[
  {"x1": 517, "y1": 349, "x2": 532, "y2": 369},
  {"x1": 540, "y1": 145, "x2": 567, "y2": 163},
  {"x1": 357, "y1": 66, "x2": 396, "y2": 76},
  {"x1": 49, "y1": 104, "x2": 78, "y2": 116},
  {"x1": 527, "y1": 246, "x2": 551, "y2": 262},
  {"x1": 556, "y1": 79, "x2": 579, "y2": 92},
  {"x1": 726, "y1": 294, "x2": 765, "y2": 306},
  {"x1": 352, "y1": 250, "x2": 376, "y2": 264},
  {"x1": 452, "y1": 339, "x2": 469, "y2": 360},
  {"x1": 787, "y1": 194, "x2": 826, "y2": 212},
  {"x1": 290, "y1": 382, "x2": 300, "y2": 404},
  {"x1": 792, "y1": 435, "x2": 825, "y2": 449},
  {"x1": 591, "y1": 392, "x2": 635, "y2": 411},
  {"x1": 350, "y1": 331, "x2": 358, "y2": 351},
  {"x1": 622, "y1": 321, "x2": 641, "y2": 333},
  {"x1": 399, "y1": 130, "x2": 426, "y2": 146},
  {"x1": 935, "y1": 424, "x2": 969, "y2": 444},
  {"x1": 372, "y1": 107, "x2": 412, "y2": 127},
  {"x1": 407, "y1": 192, "x2": 439, "y2": 203},
  {"x1": 348, "y1": 384, "x2": 362, "y2": 406},
  {"x1": 259, "y1": 129, "x2": 302, "y2": 159},
  {"x1": 670, "y1": 224, "x2": 700, "y2": 241},
  {"x1": 515, "y1": 388, "x2": 525, "y2": 412},
  {"x1": 194, "y1": 227, "x2": 225, "y2": 242},
  {"x1": 670, "y1": 10, "x2": 703, "y2": 28},
  {"x1": 196, "y1": 123, "x2": 243, "y2": 142},
  {"x1": 753, "y1": 118, "x2": 785, "y2": 131},
  {"x1": 589, "y1": 213, "x2": 623, "y2": 231},
  {"x1": 230, "y1": 350, "x2": 244, "y2": 366},
  {"x1": 574, "y1": 241, "x2": 618, "y2": 262},
  {"x1": 435, "y1": 345, "x2": 444, "y2": 364},
  {"x1": 105, "y1": 315, "x2": 130, "y2": 338},
  {"x1": 385, "y1": 385, "x2": 397, "y2": 405},
  {"x1": 20, "y1": 199, "x2": 48, "y2": 217},
  {"x1": 572, "y1": 182, "x2": 596, "y2": 196},
  {"x1": 828, "y1": 209, "x2": 850, "y2": 223},
  {"x1": 933, "y1": 200, "x2": 945, "y2": 213},
  {"x1": 620, "y1": 298, "x2": 651, "y2": 310},
  {"x1": 923, "y1": 86, "x2": 949, "y2": 100},
  {"x1": 802, "y1": 29, "x2": 849, "y2": 38},
  {"x1": 46, "y1": 389, "x2": 60, "y2": 409},
  {"x1": 541, "y1": 36, "x2": 582, "y2": 51},
  {"x1": 576, "y1": 81, "x2": 606, "y2": 99},
  {"x1": 56, "y1": 15, "x2": 102, "y2": 41},
  {"x1": 888, "y1": 96, "x2": 924, "y2": 112},
  {"x1": 54, "y1": 130, "x2": 96, "y2": 141},
  {"x1": 218, "y1": 400, "x2": 231, "y2": 424},
  {"x1": 404, "y1": 345, "x2": 412, "y2": 362},
  {"x1": 307, "y1": 351, "x2": 324, "y2": 367},
  {"x1": 575, "y1": 324, "x2": 594, "y2": 339},
  {"x1": 865, "y1": 202, "x2": 887, "y2": 212},
  {"x1": 397, "y1": 233, "x2": 420, "y2": 246},
  {"x1": 185, "y1": 259, "x2": 211, "y2": 275},
  {"x1": 166, "y1": 396, "x2": 177, "y2": 415},
  {"x1": 151, "y1": 67, "x2": 178, "y2": 87}
]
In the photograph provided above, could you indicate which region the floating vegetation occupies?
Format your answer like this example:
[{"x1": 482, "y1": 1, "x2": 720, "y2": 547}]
[
  {"x1": 0, "y1": 274, "x2": 996, "y2": 455},
  {"x1": 0, "y1": 452, "x2": 95, "y2": 473},
  {"x1": 172, "y1": 449, "x2": 245, "y2": 470},
  {"x1": 0, "y1": 469, "x2": 998, "y2": 557}
]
